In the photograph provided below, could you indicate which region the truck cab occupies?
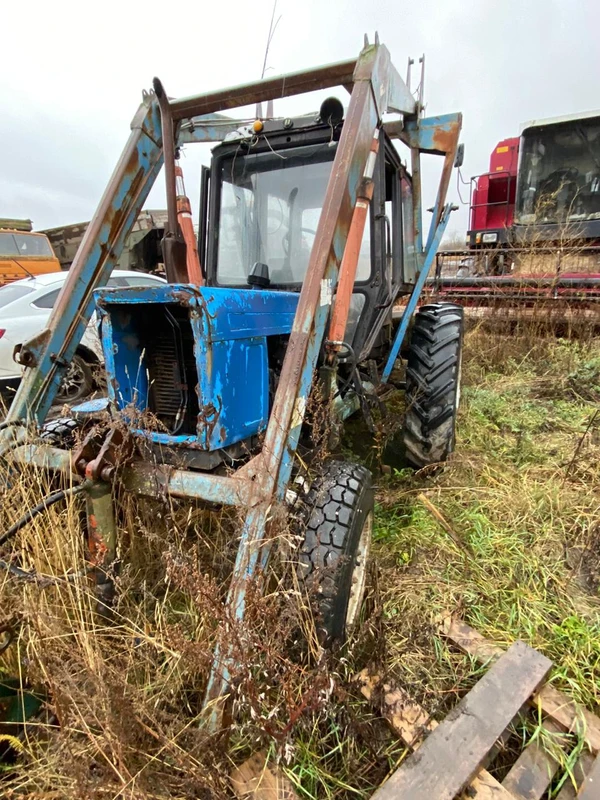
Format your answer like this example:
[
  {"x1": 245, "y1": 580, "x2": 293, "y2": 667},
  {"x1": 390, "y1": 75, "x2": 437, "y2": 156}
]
[
  {"x1": 0, "y1": 220, "x2": 62, "y2": 286},
  {"x1": 468, "y1": 110, "x2": 600, "y2": 255}
]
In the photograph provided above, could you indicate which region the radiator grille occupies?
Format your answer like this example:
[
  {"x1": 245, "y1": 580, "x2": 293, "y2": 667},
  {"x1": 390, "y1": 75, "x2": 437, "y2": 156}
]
[{"x1": 144, "y1": 305, "x2": 199, "y2": 434}]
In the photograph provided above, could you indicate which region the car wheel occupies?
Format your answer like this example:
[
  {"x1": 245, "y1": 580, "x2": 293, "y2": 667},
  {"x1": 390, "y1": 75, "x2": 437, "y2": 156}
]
[{"x1": 56, "y1": 354, "x2": 94, "y2": 405}]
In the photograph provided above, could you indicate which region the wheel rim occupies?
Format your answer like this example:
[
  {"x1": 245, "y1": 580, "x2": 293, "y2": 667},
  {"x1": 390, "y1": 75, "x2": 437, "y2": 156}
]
[
  {"x1": 58, "y1": 359, "x2": 87, "y2": 401},
  {"x1": 345, "y1": 510, "x2": 373, "y2": 630}
]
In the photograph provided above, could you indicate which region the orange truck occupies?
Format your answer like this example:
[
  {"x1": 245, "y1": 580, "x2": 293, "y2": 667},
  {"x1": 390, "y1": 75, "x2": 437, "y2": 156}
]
[{"x1": 0, "y1": 219, "x2": 62, "y2": 286}]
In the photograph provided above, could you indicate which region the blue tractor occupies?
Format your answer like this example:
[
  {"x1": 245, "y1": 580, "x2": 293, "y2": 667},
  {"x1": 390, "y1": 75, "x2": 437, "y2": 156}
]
[{"x1": 0, "y1": 38, "x2": 463, "y2": 727}]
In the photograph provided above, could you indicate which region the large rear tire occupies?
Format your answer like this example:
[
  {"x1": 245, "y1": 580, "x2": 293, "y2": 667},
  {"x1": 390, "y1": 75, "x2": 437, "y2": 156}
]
[
  {"x1": 402, "y1": 303, "x2": 464, "y2": 469},
  {"x1": 297, "y1": 460, "x2": 374, "y2": 644}
]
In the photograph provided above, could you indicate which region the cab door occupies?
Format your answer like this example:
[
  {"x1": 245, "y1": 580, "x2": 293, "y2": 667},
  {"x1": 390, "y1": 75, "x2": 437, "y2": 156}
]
[{"x1": 348, "y1": 132, "x2": 405, "y2": 362}]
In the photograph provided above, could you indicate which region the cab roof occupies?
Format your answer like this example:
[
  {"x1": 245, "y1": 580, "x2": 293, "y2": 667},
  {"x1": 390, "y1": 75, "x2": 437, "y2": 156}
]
[{"x1": 520, "y1": 109, "x2": 600, "y2": 134}]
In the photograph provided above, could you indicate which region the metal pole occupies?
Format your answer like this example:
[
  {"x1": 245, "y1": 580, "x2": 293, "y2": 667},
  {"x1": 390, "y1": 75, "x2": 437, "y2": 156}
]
[
  {"x1": 2, "y1": 98, "x2": 164, "y2": 428},
  {"x1": 154, "y1": 78, "x2": 189, "y2": 284},
  {"x1": 86, "y1": 482, "x2": 118, "y2": 617},
  {"x1": 382, "y1": 203, "x2": 454, "y2": 383}
]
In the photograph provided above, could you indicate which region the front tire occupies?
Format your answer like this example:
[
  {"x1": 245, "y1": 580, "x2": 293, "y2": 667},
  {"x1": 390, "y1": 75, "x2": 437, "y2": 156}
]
[
  {"x1": 40, "y1": 416, "x2": 80, "y2": 448},
  {"x1": 297, "y1": 460, "x2": 374, "y2": 644},
  {"x1": 403, "y1": 303, "x2": 464, "y2": 469}
]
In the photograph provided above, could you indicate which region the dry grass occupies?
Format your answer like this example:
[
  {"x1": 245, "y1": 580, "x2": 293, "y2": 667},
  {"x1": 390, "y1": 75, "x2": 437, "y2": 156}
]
[
  {"x1": 1, "y1": 325, "x2": 600, "y2": 798},
  {"x1": 0, "y1": 465, "x2": 348, "y2": 798}
]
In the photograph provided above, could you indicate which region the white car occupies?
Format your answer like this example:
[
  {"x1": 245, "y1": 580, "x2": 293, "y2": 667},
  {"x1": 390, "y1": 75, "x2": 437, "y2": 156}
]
[{"x1": 0, "y1": 270, "x2": 166, "y2": 405}]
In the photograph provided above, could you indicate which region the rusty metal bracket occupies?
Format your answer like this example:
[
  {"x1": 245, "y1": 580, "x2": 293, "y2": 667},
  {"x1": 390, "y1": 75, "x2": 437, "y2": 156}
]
[
  {"x1": 73, "y1": 425, "x2": 133, "y2": 482},
  {"x1": 86, "y1": 482, "x2": 118, "y2": 616}
]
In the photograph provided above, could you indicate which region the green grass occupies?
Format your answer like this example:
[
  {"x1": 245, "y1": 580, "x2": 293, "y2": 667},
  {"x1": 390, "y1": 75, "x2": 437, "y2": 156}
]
[{"x1": 372, "y1": 330, "x2": 600, "y2": 709}]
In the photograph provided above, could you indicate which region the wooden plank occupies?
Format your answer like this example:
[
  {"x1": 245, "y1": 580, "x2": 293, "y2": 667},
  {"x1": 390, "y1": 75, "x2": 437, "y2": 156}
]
[
  {"x1": 501, "y1": 720, "x2": 562, "y2": 800},
  {"x1": 370, "y1": 641, "x2": 552, "y2": 800},
  {"x1": 357, "y1": 669, "x2": 436, "y2": 744},
  {"x1": 554, "y1": 751, "x2": 596, "y2": 799},
  {"x1": 577, "y1": 753, "x2": 600, "y2": 800},
  {"x1": 533, "y1": 684, "x2": 600, "y2": 754},
  {"x1": 231, "y1": 752, "x2": 298, "y2": 799},
  {"x1": 441, "y1": 617, "x2": 504, "y2": 664},
  {"x1": 461, "y1": 770, "x2": 519, "y2": 800},
  {"x1": 358, "y1": 670, "x2": 514, "y2": 800},
  {"x1": 441, "y1": 619, "x2": 600, "y2": 754}
]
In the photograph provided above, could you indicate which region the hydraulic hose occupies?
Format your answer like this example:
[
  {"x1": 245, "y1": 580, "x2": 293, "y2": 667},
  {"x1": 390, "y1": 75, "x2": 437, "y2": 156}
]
[
  {"x1": 0, "y1": 420, "x2": 25, "y2": 432},
  {"x1": 0, "y1": 558, "x2": 37, "y2": 580},
  {"x1": 0, "y1": 483, "x2": 88, "y2": 550}
]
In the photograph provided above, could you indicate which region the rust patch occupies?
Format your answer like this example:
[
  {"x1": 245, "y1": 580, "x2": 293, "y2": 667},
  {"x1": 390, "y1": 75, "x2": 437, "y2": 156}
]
[
  {"x1": 430, "y1": 118, "x2": 462, "y2": 155},
  {"x1": 87, "y1": 515, "x2": 109, "y2": 566}
]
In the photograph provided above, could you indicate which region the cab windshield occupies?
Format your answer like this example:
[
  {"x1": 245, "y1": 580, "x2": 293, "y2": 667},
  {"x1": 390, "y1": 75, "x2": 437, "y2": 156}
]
[
  {"x1": 216, "y1": 143, "x2": 372, "y2": 286},
  {"x1": 516, "y1": 116, "x2": 600, "y2": 225},
  {"x1": 0, "y1": 232, "x2": 54, "y2": 258}
]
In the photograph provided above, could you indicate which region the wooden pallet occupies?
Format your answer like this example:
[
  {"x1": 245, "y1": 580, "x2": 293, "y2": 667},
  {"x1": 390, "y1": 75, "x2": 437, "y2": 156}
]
[
  {"x1": 231, "y1": 750, "x2": 298, "y2": 799},
  {"x1": 359, "y1": 620, "x2": 600, "y2": 800}
]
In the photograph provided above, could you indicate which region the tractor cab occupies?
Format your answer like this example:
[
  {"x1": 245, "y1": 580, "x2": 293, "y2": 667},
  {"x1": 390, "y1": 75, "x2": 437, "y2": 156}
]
[{"x1": 202, "y1": 101, "x2": 418, "y2": 361}]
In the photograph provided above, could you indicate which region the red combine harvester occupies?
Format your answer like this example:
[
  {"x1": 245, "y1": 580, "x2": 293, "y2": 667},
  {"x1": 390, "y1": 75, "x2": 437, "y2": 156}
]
[
  {"x1": 430, "y1": 111, "x2": 600, "y2": 322},
  {"x1": 468, "y1": 136, "x2": 519, "y2": 250}
]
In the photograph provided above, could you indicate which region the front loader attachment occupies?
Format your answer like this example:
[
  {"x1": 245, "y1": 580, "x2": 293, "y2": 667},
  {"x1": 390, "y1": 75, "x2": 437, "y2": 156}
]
[{"x1": 0, "y1": 38, "x2": 462, "y2": 731}]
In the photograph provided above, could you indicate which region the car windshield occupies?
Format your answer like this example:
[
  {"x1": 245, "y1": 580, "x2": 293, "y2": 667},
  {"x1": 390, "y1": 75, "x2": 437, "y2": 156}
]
[
  {"x1": 216, "y1": 143, "x2": 338, "y2": 285},
  {"x1": 0, "y1": 283, "x2": 35, "y2": 309},
  {"x1": 0, "y1": 232, "x2": 54, "y2": 258}
]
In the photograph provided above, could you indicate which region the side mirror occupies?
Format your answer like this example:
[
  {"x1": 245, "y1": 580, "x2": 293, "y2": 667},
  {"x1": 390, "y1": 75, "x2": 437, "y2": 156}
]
[{"x1": 454, "y1": 143, "x2": 465, "y2": 169}]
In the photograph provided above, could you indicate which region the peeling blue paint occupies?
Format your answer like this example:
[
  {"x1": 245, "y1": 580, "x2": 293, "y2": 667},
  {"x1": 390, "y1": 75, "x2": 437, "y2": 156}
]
[{"x1": 96, "y1": 284, "x2": 299, "y2": 451}]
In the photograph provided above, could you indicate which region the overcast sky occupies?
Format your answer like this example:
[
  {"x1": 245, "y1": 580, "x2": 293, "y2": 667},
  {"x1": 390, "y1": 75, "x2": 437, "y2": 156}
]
[{"x1": 1, "y1": 0, "x2": 598, "y2": 243}]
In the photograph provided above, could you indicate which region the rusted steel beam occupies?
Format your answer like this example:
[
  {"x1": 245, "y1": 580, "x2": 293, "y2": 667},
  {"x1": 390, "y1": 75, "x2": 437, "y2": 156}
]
[
  {"x1": 426, "y1": 118, "x2": 462, "y2": 237},
  {"x1": 5, "y1": 443, "x2": 73, "y2": 473},
  {"x1": 154, "y1": 78, "x2": 189, "y2": 283},
  {"x1": 263, "y1": 48, "x2": 383, "y2": 492},
  {"x1": 410, "y1": 146, "x2": 424, "y2": 260},
  {"x1": 178, "y1": 116, "x2": 247, "y2": 145},
  {"x1": 397, "y1": 113, "x2": 462, "y2": 253},
  {"x1": 170, "y1": 58, "x2": 357, "y2": 121},
  {"x1": 328, "y1": 131, "x2": 380, "y2": 347},
  {"x1": 3, "y1": 98, "x2": 164, "y2": 427},
  {"x1": 120, "y1": 461, "x2": 254, "y2": 507},
  {"x1": 86, "y1": 481, "x2": 117, "y2": 616},
  {"x1": 203, "y1": 42, "x2": 388, "y2": 724}
]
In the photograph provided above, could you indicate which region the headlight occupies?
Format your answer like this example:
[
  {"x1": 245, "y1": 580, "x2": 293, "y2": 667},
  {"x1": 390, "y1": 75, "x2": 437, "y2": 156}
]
[{"x1": 482, "y1": 232, "x2": 498, "y2": 243}]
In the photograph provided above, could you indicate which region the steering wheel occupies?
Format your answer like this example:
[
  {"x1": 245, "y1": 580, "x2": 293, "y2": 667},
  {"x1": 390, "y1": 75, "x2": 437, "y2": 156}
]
[
  {"x1": 267, "y1": 197, "x2": 285, "y2": 235},
  {"x1": 282, "y1": 227, "x2": 318, "y2": 255}
]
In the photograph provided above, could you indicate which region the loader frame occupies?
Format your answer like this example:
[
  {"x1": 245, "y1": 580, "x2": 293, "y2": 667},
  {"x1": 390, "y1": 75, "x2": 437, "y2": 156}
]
[{"x1": 0, "y1": 40, "x2": 461, "y2": 727}]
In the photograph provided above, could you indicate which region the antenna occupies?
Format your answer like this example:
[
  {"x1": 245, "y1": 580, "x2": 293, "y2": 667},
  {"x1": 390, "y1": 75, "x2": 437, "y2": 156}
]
[{"x1": 255, "y1": 0, "x2": 281, "y2": 120}]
